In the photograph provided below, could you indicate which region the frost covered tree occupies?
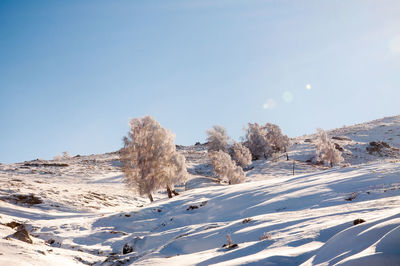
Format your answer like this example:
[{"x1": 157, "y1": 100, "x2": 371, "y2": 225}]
[
  {"x1": 244, "y1": 123, "x2": 270, "y2": 160},
  {"x1": 165, "y1": 152, "x2": 188, "y2": 198},
  {"x1": 120, "y1": 116, "x2": 188, "y2": 202},
  {"x1": 230, "y1": 142, "x2": 252, "y2": 168},
  {"x1": 206, "y1": 125, "x2": 230, "y2": 152},
  {"x1": 264, "y1": 123, "x2": 291, "y2": 154},
  {"x1": 244, "y1": 122, "x2": 291, "y2": 160},
  {"x1": 208, "y1": 150, "x2": 245, "y2": 184},
  {"x1": 53, "y1": 151, "x2": 71, "y2": 161},
  {"x1": 315, "y1": 128, "x2": 344, "y2": 167}
]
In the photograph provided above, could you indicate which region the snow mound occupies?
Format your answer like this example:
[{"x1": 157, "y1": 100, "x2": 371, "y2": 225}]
[{"x1": 305, "y1": 214, "x2": 400, "y2": 265}]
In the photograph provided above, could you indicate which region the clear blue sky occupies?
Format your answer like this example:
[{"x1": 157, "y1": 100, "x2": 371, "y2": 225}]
[{"x1": 1, "y1": 0, "x2": 399, "y2": 163}]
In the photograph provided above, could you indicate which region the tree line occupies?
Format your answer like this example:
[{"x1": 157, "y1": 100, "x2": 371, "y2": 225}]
[{"x1": 120, "y1": 116, "x2": 343, "y2": 202}]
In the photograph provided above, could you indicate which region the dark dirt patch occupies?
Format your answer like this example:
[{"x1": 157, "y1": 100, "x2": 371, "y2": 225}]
[
  {"x1": 24, "y1": 163, "x2": 69, "y2": 167},
  {"x1": 4, "y1": 221, "x2": 23, "y2": 229},
  {"x1": 122, "y1": 243, "x2": 133, "y2": 254},
  {"x1": 353, "y1": 218, "x2": 366, "y2": 225},
  {"x1": 1, "y1": 194, "x2": 43, "y2": 206},
  {"x1": 332, "y1": 136, "x2": 351, "y2": 141},
  {"x1": 74, "y1": 256, "x2": 93, "y2": 265},
  {"x1": 11, "y1": 225, "x2": 33, "y2": 244},
  {"x1": 366, "y1": 141, "x2": 399, "y2": 157},
  {"x1": 186, "y1": 201, "x2": 207, "y2": 211},
  {"x1": 345, "y1": 192, "x2": 358, "y2": 201},
  {"x1": 242, "y1": 218, "x2": 253, "y2": 224},
  {"x1": 222, "y1": 243, "x2": 238, "y2": 249},
  {"x1": 334, "y1": 143, "x2": 344, "y2": 151},
  {"x1": 46, "y1": 239, "x2": 55, "y2": 245}
]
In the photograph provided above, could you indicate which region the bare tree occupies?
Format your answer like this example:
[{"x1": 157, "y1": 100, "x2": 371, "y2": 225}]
[
  {"x1": 315, "y1": 128, "x2": 344, "y2": 167},
  {"x1": 120, "y1": 116, "x2": 188, "y2": 202},
  {"x1": 231, "y1": 142, "x2": 252, "y2": 168},
  {"x1": 206, "y1": 125, "x2": 230, "y2": 152},
  {"x1": 208, "y1": 150, "x2": 245, "y2": 184}
]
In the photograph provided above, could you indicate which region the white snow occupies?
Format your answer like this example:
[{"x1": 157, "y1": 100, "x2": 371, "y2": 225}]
[{"x1": 1, "y1": 116, "x2": 400, "y2": 265}]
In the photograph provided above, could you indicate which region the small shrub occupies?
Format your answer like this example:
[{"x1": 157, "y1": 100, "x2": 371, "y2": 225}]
[
  {"x1": 222, "y1": 234, "x2": 238, "y2": 249},
  {"x1": 259, "y1": 232, "x2": 272, "y2": 241},
  {"x1": 315, "y1": 128, "x2": 344, "y2": 167},
  {"x1": 209, "y1": 150, "x2": 245, "y2": 184},
  {"x1": 231, "y1": 142, "x2": 252, "y2": 168},
  {"x1": 206, "y1": 125, "x2": 230, "y2": 152},
  {"x1": 53, "y1": 151, "x2": 71, "y2": 161}
]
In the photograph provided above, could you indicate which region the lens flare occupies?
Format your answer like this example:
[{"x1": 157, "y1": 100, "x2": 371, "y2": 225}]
[
  {"x1": 282, "y1": 91, "x2": 294, "y2": 103},
  {"x1": 263, "y1": 99, "x2": 276, "y2": 109}
]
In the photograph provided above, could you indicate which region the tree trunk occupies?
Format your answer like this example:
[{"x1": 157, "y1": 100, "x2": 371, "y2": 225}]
[
  {"x1": 148, "y1": 193, "x2": 154, "y2": 202},
  {"x1": 166, "y1": 185, "x2": 173, "y2": 198},
  {"x1": 172, "y1": 189, "x2": 179, "y2": 196},
  {"x1": 286, "y1": 153, "x2": 289, "y2": 161}
]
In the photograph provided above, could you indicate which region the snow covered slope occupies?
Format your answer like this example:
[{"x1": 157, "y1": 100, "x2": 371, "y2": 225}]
[
  {"x1": 291, "y1": 115, "x2": 400, "y2": 165},
  {"x1": 304, "y1": 212, "x2": 400, "y2": 265},
  {"x1": 0, "y1": 115, "x2": 399, "y2": 265}
]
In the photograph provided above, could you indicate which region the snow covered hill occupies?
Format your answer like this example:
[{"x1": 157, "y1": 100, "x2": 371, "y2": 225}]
[
  {"x1": 0, "y1": 115, "x2": 400, "y2": 265},
  {"x1": 291, "y1": 115, "x2": 400, "y2": 165}
]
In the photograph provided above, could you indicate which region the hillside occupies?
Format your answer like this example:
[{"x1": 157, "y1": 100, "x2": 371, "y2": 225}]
[{"x1": 0, "y1": 116, "x2": 400, "y2": 265}]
